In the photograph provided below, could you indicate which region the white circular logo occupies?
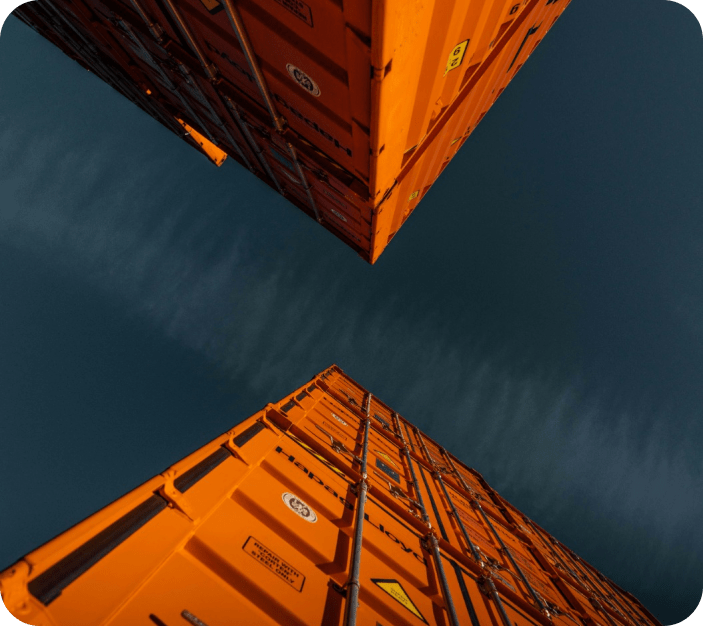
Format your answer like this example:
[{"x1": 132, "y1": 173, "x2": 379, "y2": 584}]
[
  {"x1": 331, "y1": 412, "x2": 347, "y2": 426},
  {"x1": 286, "y1": 64, "x2": 321, "y2": 97},
  {"x1": 282, "y1": 492, "x2": 317, "y2": 523},
  {"x1": 330, "y1": 209, "x2": 347, "y2": 222}
]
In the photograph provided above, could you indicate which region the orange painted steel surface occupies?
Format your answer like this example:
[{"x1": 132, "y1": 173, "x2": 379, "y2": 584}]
[
  {"x1": 13, "y1": 0, "x2": 571, "y2": 262},
  {"x1": 1, "y1": 366, "x2": 661, "y2": 626}
]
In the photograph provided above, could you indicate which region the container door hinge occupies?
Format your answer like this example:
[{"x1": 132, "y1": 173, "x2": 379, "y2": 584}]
[{"x1": 159, "y1": 470, "x2": 198, "y2": 522}]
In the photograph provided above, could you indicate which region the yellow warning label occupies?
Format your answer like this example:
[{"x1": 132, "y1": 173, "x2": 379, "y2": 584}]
[
  {"x1": 408, "y1": 191, "x2": 419, "y2": 201},
  {"x1": 375, "y1": 450, "x2": 399, "y2": 469},
  {"x1": 372, "y1": 579, "x2": 428, "y2": 623},
  {"x1": 444, "y1": 39, "x2": 469, "y2": 76}
]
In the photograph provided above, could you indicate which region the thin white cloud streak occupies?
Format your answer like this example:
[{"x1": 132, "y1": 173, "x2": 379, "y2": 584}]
[{"x1": 0, "y1": 119, "x2": 700, "y2": 620}]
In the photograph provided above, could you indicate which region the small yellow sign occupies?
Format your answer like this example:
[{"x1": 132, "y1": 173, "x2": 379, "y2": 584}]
[
  {"x1": 199, "y1": 0, "x2": 223, "y2": 13},
  {"x1": 408, "y1": 191, "x2": 419, "y2": 201},
  {"x1": 375, "y1": 450, "x2": 399, "y2": 469},
  {"x1": 372, "y1": 579, "x2": 428, "y2": 623},
  {"x1": 444, "y1": 39, "x2": 469, "y2": 76}
]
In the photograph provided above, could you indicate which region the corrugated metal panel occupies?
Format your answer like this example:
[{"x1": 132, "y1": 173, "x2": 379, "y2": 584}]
[
  {"x1": 1, "y1": 366, "x2": 661, "y2": 626},
  {"x1": 14, "y1": 0, "x2": 572, "y2": 262}
]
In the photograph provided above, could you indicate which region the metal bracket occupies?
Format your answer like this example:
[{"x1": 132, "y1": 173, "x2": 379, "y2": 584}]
[
  {"x1": 159, "y1": 470, "x2": 198, "y2": 522},
  {"x1": 0, "y1": 560, "x2": 32, "y2": 617},
  {"x1": 329, "y1": 580, "x2": 346, "y2": 597},
  {"x1": 223, "y1": 429, "x2": 249, "y2": 465}
]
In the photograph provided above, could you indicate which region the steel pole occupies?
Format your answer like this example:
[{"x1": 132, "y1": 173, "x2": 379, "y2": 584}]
[
  {"x1": 438, "y1": 447, "x2": 521, "y2": 626},
  {"x1": 160, "y1": 0, "x2": 217, "y2": 80},
  {"x1": 114, "y1": 17, "x2": 218, "y2": 143},
  {"x1": 221, "y1": 96, "x2": 284, "y2": 190},
  {"x1": 126, "y1": 0, "x2": 163, "y2": 41},
  {"x1": 344, "y1": 393, "x2": 372, "y2": 626},
  {"x1": 391, "y1": 415, "x2": 460, "y2": 626},
  {"x1": 219, "y1": 0, "x2": 322, "y2": 221},
  {"x1": 471, "y1": 497, "x2": 549, "y2": 616}
]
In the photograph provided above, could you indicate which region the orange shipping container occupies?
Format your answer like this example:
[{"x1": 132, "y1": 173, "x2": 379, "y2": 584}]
[
  {"x1": 13, "y1": 0, "x2": 571, "y2": 262},
  {"x1": 1, "y1": 366, "x2": 661, "y2": 626}
]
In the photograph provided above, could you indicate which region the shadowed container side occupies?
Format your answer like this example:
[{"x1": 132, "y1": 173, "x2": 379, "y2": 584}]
[{"x1": 13, "y1": 0, "x2": 572, "y2": 262}]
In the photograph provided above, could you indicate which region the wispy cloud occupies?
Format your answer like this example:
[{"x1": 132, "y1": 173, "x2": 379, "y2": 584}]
[{"x1": 0, "y1": 93, "x2": 700, "y2": 623}]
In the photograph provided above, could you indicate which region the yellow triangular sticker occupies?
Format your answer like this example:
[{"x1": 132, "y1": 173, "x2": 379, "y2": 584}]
[
  {"x1": 374, "y1": 450, "x2": 399, "y2": 469},
  {"x1": 372, "y1": 579, "x2": 428, "y2": 623}
]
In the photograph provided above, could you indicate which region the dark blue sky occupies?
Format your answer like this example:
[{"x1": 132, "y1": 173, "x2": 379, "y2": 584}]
[{"x1": 1, "y1": 1, "x2": 702, "y2": 623}]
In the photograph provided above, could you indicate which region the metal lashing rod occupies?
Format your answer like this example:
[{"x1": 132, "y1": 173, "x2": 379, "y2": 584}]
[
  {"x1": 140, "y1": 0, "x2": 254, "y2": 169},
  {"x1": 414, "y1": 428, "x2": 514, "y2": 626},
  {"x1": 559, "y1": 547, "x2": 633, "y2": 626},
  {"x1": 41, "y1": 1, "x2": 165, "y2": 129},
  {"x1": 127, "y1": 0, "x2": 163, "y2": 42},
  {"x1": 175, "y1": 62, "x2": 255, "y2": 170},
  {"x1": 221, "y1": 96, "x2": 284, "y2": 191},
  {"x1": 570, "y1": 556, "x2": 638, "y2": 626},
  {"x1": 114, "y1": 17, "x2": 219, "y2": 145},
  {"x1": 219, "y1": 0, "x2": 322, "y2": 222},
  {"x1": 118, "y1": 11, "x2": 248, "y2": 170},
  {"x1": 440, "y1": 450, "x2": 514, "y2": 626},
  {"x1": 391, "y1": 415, "x2": 461, "y2": 626},
  {"x1": 525, "y1": 519, "x2": 582, "y2": 584},
  {"x1": 471, "y1": 493, "x2": 550, "y2": 617},
  {"x1": 441, "y1": 448, "x2": 473, "y2": 495},
  {"x1": 160, "y1": 0, "x2": 217, "y2": 80},
  {"x1": 606, "y1": 583, "x2": 643, "y2": 626},
  {"x1": 286, "y1": 141, "x2": 322, "y2": 222},
  {"x1": 344, "y1": 393, "x2": 372, "y2": 626},
  {"x1": 420, "y1": 441, "x2": 482, "y2": 566},
  {"x1": 220, "y1": 0, "x2": 283, "y2": 131},
  {"x1": 523, "y1": 519, "x2": 613, "y2": 626},
  {"x1": 568, "y1": 555, "x2": 630, "y2": 622},
  {"x1": 392, "y1": 413, "x2": 430, "y2": 526}
]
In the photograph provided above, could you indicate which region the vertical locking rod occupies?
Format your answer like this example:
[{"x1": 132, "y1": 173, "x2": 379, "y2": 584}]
[
  {"x1": 344, "y1": 393, "x2": 372, "y2": 626},
  {"x1": 160, "y1": 0, "x2": 217, "y2": 80},
  {"x1": 127, "y1": 0, "x2": 163, "y2": 41},
  {"x1": 118, "y1": 5, "x2": 256, "y2": 170},
  {"x1": 472, "y1": 496, "x2": 549, "y2": 616},
  {"x1": 221, "y1": 96, "x2": 284, "y2": 192},
  {"x1": 219, "y1": 0, "x2": 322, "y2": 221},
  {"x1": 440, "y1": 448, "x2": 515, "y2": 626},
  {"x1": 391, "y1": 414, "x2": 460, "y2": 626}
]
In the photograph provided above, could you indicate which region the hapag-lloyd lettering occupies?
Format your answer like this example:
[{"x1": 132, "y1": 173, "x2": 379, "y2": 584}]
[
  {"x1": 275, "y1": 445, "x2": 426, "y2": 564},
  {"x1": 204, "y1": 41, "x2": 352, "y2": 157}
]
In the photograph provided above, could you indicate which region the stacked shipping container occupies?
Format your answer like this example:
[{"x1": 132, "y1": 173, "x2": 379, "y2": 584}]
[
  {"x1": 0, "y1": 366, "x2": 661, "y2": 626},
  {"x1": 13, "y1": 0, "x2": 570, "y2": 262}
]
